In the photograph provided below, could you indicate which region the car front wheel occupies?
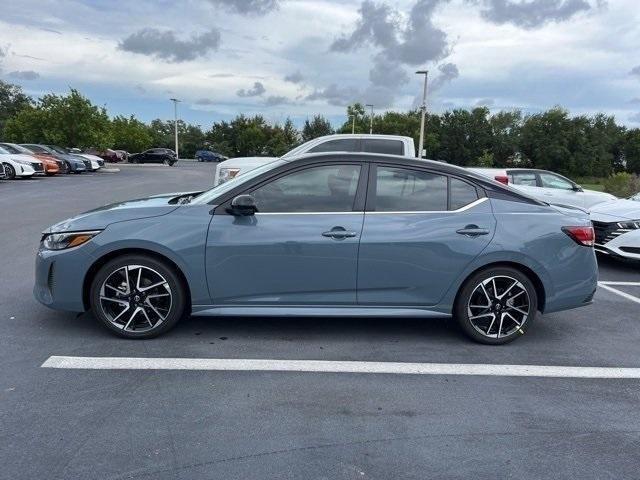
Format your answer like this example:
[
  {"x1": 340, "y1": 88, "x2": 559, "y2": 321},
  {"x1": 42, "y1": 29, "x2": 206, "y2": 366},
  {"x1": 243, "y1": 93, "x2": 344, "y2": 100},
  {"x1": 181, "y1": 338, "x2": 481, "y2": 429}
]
[
  {"x1": 3, "y1": 163, "x2": 16, "y2": 179},
  {"x1": 89, "y1": 255, "x2": 187, "y2": 339},
  {"x1": 454, "y1": 267, "x2": 537, "y2": 345}
]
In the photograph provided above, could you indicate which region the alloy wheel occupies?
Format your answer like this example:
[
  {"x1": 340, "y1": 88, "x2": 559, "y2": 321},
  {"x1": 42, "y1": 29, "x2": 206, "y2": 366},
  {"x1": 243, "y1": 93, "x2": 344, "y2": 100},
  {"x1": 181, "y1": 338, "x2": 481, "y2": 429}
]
[
  {"x1": 467, "y1": 275, "x2": 531, "y2": 339},
  {"x1": 99, "y1": 264, "x2": 172, "y2": 333},
  {"x1": 3, "y1": 163, "x2": 16, "y2": 179}
]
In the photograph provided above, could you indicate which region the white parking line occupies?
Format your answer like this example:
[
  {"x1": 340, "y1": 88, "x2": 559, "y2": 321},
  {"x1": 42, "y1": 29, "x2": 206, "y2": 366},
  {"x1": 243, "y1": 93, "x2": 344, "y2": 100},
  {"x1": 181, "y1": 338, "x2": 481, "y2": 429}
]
[
  {"x1": 598, "y1": 281, "x2": 640, "y2": 305},
  {"x1": 41, "y1": 356, "x2": 640, "y2": 378}
]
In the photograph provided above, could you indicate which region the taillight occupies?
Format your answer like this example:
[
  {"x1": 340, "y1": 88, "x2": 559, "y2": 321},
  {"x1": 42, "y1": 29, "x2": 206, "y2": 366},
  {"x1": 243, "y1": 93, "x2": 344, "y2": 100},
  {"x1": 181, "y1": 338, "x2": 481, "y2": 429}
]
[
  {"x1": 494, "y1": 175, "x2": 509, "y2": 185},
  {"x1": 562, "y1": 226, "x2": 595, "y2": 247}
]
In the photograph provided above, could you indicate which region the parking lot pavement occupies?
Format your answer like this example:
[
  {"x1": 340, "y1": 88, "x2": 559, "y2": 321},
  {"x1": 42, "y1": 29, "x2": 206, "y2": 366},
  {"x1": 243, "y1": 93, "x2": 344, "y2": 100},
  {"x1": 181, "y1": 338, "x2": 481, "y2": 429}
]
[{"x1": 1, "y1": 164, "x2": 640, "y2": 480}]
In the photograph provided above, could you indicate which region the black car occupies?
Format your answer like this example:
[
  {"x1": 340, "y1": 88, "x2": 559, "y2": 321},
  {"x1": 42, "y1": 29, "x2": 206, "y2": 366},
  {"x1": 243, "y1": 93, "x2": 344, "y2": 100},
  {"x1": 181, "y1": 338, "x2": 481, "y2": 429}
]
[{"x1": 129, "y1": 148, "x2": 177, "y2": 165}]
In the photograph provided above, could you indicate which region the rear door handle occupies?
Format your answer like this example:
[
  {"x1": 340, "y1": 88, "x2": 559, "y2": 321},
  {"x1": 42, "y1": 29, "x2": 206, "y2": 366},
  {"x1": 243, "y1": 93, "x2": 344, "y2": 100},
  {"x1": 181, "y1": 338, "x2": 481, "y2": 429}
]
[
  {"x1": 322, "y1": 227, "x2": 357, "y2": 239},
  {"x1": 456, "y1": 225, "x2": 490, "y2": 237}
]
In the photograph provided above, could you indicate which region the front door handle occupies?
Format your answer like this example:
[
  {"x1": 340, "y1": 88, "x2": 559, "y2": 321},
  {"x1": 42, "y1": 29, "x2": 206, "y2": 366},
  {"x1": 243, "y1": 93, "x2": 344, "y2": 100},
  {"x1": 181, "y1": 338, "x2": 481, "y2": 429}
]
[
  {"x1": 456, "y1": 225, "x2": 490, "y2": 237},
  {"x1": 322, "y1": 227, "x2": 357, "y2": 239}
]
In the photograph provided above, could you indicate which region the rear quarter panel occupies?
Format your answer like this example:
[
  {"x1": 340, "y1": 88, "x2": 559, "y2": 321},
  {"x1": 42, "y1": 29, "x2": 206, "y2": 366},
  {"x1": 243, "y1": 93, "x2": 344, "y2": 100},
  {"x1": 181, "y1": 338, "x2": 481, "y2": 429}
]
[{"x1": 435, "y1": 198, "x2": 598, "y2": 314}]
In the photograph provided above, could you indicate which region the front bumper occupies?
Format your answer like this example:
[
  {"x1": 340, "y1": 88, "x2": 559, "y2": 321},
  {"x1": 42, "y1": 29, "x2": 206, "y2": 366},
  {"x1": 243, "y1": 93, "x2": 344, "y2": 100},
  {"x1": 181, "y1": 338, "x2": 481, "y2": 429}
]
[
  {"x1": 34, "y1": 243, "x2": 96, "y2": 312},
  {"x1": 593, "y1": 221, "x2": 640, "y2": 261},
  {"x1": 15, "y1": 164, "x2": 35, "y2": 177},
  {"x1": 69, "y1": 162, "x2": 87, "y2": 172}
]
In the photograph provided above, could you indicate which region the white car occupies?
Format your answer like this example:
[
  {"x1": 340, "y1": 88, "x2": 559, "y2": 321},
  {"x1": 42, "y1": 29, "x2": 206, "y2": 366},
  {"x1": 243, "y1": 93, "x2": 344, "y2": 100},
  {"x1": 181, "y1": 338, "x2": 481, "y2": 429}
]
[
  {"x1": 0, "y1": 145, "x2": 39, "y2": 179},
  {"x1": 470, "y1": 168, "x2": 616, "y2": 209},
  {"x1": 75, "y1": 153, "x2": 103, "y2": 171},
  {"x1": 590, "y1": 193, "x2": 640, "y2": 261},
  {"x1": 214, "y1": 134, "x2": 417, "y2": 186}
]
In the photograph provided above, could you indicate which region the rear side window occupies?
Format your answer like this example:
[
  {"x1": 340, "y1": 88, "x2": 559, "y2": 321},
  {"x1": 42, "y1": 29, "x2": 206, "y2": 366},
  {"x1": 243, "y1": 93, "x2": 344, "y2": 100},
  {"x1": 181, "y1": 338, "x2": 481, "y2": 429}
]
[
  {"x1": 362, "y1": 139, "x2": 404, "y2": 156},
  {"x1": 307, "y1": 139, "x2": 359, "y2": 153},
  {"x1": 450, "y1": 178, "x2": 479, "y2": 210},
  {"x1": 509, "y1": 172, "x2": 537, "y2": 186},
  {"x1": 374, "y1": 166, "x2": 447, "y2": 211}
]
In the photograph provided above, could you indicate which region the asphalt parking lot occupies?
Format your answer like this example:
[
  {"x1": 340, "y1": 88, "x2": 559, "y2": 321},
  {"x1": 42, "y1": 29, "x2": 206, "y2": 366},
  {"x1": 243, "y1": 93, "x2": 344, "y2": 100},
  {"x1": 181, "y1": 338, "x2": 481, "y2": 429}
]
[{"x1": 1, "y1": 163, "x2": 640, "y2": 480}]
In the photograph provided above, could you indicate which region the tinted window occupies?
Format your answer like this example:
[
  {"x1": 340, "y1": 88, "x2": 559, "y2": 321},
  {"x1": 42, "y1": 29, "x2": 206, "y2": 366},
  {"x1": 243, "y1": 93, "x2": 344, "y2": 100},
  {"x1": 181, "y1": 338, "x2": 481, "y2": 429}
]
[
  {"x1": 375, "y1": 166, "x2": 447, "y2": 211},
  {"x1": 450, "y1": 178, "x2": 479, "y2": 210},
  {"x1": 539, "y1": 172, "x2": 573, "y2": 190},
  {"x1": 509, "y1": 171, "x2": 537, "y2": 187},
  {"x1": 307, "y1": 139, "x2": 359, "y2": 153},
  {"x1": 362, "y1": 139, "x2": 404, "y2": 156},
  {"x1": 251, "y1": 164, "x2": 361, "y2": 213},
  {"x1": 22, "y1": 145, "x2": 47, "y2": 153}
]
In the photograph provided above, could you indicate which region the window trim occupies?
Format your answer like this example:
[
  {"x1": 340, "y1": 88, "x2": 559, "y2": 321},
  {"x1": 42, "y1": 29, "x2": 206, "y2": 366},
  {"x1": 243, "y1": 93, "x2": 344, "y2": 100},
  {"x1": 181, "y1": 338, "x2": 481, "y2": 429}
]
[
  {"x1": 366, "y1": 163, "x2": 483, "y2": 213},
  {"x1": 537, "y1": 171, "x2": 575, "y2": 191},
  {"x1": 216, "y1": 161, "x2": 369, "y2": 215}
]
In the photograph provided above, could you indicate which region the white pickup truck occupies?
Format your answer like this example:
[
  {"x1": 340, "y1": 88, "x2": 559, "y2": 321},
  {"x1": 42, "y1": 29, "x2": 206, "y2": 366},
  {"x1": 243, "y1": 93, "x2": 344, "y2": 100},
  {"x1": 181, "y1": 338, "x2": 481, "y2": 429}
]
[{"x1": 214, "y1": 134, "x2": 416, "y2": 186}]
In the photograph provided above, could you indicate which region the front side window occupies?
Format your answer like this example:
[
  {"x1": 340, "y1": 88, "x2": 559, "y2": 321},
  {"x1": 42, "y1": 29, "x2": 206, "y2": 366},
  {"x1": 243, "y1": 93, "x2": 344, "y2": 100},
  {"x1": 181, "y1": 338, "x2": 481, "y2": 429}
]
[
  {"x1": 251, "y1": 164, "x2": 361, "y2": 213},
  {"x1": 307, "y1": 139, "x2": 359, "y2": 153},
  {"x1": 539, "y1": 172, "x2": 573, "y2": 190},
  {"x1": 509, "y1": 171, "x2": 537, "y2": 187},
  {"x1": 362, "y1": 139, "x2": 404, "y2": 156},
  {"x1": 374, "y1": 166, "x2": 447, "y2": 212}
]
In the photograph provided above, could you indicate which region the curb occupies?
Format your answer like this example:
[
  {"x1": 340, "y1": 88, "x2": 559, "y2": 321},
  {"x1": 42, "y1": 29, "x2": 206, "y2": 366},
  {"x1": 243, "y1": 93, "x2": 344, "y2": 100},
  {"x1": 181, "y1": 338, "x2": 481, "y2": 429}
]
[{"x1": 100, "y1": 167, "x2": 120, "y2": 173}]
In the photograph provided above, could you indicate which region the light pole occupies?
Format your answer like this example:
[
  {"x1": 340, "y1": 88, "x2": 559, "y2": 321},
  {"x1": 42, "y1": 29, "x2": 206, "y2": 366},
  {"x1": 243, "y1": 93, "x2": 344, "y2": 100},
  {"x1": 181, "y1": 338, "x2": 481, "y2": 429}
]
[
  {"x1": 365, "y1": 104, "x2": 374, "y2": 134},
  {"x1": 170, "y1": 98, "x2": 181, "y2": 159},
  {"x1": 415, "y1": 70, "x2": 428, "y2": 159},
  {"x1": 351, "y1": 114, "x2": 356, "y2": 134}
]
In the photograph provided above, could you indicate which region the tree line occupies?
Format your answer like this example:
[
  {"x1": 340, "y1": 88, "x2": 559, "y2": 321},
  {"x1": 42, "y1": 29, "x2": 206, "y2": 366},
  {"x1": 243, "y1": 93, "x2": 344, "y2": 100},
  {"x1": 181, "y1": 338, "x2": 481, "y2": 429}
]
[{"x1": 1, "y1": 80, "x2": 639, "y2": 178}]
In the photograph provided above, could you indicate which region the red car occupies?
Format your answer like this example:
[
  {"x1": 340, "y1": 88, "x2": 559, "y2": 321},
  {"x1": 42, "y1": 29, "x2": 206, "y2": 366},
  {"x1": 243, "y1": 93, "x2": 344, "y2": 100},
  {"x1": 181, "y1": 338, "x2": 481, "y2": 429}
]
[{"x1": 85, "y1": 148, "x2": 128, "y2": 163}]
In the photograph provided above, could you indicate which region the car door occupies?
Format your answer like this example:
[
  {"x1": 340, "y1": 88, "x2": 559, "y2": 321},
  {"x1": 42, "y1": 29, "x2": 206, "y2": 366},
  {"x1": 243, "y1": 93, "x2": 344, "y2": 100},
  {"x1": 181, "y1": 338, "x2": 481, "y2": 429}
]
[
  {"x1": 357, "y1": 164, "x2": 496, "y2": 306},
  {"x1": 537, "y1": 171, "x2": 583, "y2": 208},
  {"x1": 206, "y1": 162, "x2": 366, "y2": 305}
]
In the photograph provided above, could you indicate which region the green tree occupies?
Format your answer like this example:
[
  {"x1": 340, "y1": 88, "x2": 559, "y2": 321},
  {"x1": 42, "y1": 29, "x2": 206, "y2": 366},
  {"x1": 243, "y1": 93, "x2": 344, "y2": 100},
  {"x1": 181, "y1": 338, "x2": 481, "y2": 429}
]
[
  {"x1": 624, "y1": 129, "x2": 640, "y2": 174},
  {"x1": 302, "y1": 115, "x2": 334, "y2": 141},
  {"x1": 265, "y1": 118, "x2": 300, "y2": 156},
  {"x1": 0, "y1": 80, "x2": 33, "y2": 137},
  {"x1": 489, "y1": 110, "x2": 522, "y2": 167},
  {"x1": 519, "y1": 107, "x2": 573, "y2": 174},
  {"x1": 111, "y1": 115, "x2": 153, "y2": 152},
  {"x1": 4, "y1": 88, "x2": 112, "y2": 148}
]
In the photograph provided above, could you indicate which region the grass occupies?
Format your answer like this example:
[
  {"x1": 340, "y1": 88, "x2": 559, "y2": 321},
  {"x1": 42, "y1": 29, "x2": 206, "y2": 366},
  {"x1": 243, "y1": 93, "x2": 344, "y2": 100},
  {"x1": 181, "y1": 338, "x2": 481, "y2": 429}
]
[{"x1": 574, "y1": 177, "x2": 606, "y2": 192}]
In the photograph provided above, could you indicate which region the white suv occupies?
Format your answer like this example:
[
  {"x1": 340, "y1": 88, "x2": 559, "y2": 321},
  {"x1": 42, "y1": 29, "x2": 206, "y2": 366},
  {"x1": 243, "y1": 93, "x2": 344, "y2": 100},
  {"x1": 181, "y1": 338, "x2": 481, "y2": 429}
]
[
  {"x1": 214, "y1": 134, "x2": 416, "y2": 186},
  {"x1": 470, "y1": 168, "x2": 616, "y2": 210}
]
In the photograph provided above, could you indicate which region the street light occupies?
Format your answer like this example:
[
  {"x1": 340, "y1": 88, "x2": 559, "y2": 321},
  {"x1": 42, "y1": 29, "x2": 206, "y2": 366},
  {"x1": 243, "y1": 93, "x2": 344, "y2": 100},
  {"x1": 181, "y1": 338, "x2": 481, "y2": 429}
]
[
  {"x1": 170, "y1": 98, "x2": 181, "y2": 159},
  {"x1": 415, "y1": 70, "x2": 428, "y2": 159},
  {"x1": 365, "y1": 104, "x2": 374, "y2": 134}
]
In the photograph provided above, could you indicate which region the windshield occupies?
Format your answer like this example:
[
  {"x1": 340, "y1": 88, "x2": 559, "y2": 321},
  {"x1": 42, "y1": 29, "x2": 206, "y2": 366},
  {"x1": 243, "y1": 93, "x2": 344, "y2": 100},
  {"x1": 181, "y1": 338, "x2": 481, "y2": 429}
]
[
  {"x1": 191, "y1": 159, "x2": 286, "y2": 205},
  {"x1": 48, "y1": 145, "x2": 67, "y2": 154},
  {"x1": 0, "y1": 146, "x2": 9, "y2": 154}
]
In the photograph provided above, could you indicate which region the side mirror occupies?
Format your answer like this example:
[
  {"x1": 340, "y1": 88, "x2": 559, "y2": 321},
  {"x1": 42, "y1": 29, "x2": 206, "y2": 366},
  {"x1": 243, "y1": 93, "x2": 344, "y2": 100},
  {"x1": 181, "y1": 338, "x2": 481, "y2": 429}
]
[
  {"x1": 227, "y1": 194, "x2": 258, "y2": 216},
  {"x1": 573, "y1": 185, "x2": 584, "y2": 192}
]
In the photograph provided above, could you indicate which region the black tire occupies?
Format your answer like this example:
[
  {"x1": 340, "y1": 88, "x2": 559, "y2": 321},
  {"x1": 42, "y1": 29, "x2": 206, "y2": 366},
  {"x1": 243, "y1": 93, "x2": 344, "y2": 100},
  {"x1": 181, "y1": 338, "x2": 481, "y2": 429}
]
[
  {"x1": 89, "y1": 255, "x2": 187, "y2": 339},
  {"x1": 454, "y1": 266, "x2": 537, "y2": 345},
  {"x1": 3, "y1": 163, "x2": 16, "y2": 179}
]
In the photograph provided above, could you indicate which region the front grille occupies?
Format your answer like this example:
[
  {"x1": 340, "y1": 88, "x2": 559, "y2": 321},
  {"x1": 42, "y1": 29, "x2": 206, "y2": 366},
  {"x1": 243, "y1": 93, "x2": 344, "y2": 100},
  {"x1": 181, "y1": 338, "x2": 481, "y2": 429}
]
[
  {"x1": 97, "y1": 159, "x2": 104, "y2": 167},
  {"x1": 592, "y1": 220, "x2": 638, "y2": 245},
  {"x1": 32, "y1": 162, "x2": 44, "y2": 172},
  {"x1": 620, "y1": 246, "x2": 640, "y2": 254}
]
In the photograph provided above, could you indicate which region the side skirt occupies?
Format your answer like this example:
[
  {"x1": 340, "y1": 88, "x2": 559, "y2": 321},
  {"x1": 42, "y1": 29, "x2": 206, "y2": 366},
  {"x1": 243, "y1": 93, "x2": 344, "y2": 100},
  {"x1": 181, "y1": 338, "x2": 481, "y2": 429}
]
[{"x1": 191, "y1": 305, "x2": 451, "y2": 318}]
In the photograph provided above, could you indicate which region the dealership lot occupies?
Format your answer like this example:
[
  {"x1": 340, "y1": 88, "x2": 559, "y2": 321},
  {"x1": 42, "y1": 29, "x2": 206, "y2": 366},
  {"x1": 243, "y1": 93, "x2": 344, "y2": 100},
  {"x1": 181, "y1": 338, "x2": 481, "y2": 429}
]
[{"x1": 1, "y1": 163, "x2": 640, "y2": 479}]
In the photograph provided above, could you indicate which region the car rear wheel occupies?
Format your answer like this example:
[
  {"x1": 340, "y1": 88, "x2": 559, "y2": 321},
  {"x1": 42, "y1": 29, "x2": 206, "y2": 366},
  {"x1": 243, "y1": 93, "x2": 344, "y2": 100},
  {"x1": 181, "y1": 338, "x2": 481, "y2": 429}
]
[
  {"x1": 3, "y1": 163, "x2": 16, "y2": 179},
  {"x1": 454, "y1": 267, "x2": 537, "y2": 345},
  {"x1": 89, "y1": 255, "x2": 187, "y2": 339}
]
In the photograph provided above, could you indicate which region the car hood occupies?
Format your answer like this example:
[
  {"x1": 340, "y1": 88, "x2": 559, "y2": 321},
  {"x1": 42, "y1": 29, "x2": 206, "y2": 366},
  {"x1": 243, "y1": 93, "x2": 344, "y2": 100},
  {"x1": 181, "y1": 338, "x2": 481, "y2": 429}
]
[
  {"x1": 44, "y1": 191, "x2": 201, "y2": 233},
  {"x1": 589, "y1": 199, "x2": 640, "y2": 221},
  {"x1": 2, "y1": 153, "x2": 41, "y2": 163}
]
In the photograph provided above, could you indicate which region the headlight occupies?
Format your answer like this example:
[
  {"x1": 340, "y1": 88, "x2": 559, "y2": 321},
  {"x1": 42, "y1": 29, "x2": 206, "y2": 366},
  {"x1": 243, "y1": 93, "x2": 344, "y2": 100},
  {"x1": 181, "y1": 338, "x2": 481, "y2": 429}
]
[
  {"x1": 617, "y1": 220, "x2": 640, "y2": 230},
  {"x1": 41, "y1": 230, "x2": 101, "y2": 250},
  {"x1": 13, "y1": 159, "x2": 32, "y2": 166},
  {"x1": 218, "y1": 168, "x2": 240, "y2": 184}
]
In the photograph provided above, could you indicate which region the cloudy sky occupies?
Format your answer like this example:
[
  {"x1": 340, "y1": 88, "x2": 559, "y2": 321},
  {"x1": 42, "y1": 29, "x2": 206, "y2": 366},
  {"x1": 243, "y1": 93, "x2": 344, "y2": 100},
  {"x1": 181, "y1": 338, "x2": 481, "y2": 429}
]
[{"x1": 1, "y1": 0, "x2": 639, "y2": 127}]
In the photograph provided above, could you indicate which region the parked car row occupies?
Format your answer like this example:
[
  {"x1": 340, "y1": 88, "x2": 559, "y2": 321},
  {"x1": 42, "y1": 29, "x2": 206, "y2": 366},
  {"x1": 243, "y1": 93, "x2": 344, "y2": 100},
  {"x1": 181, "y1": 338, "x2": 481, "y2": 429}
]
[{"x1": 0, "y1": 143, "x2": 105, "y2": 179}]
